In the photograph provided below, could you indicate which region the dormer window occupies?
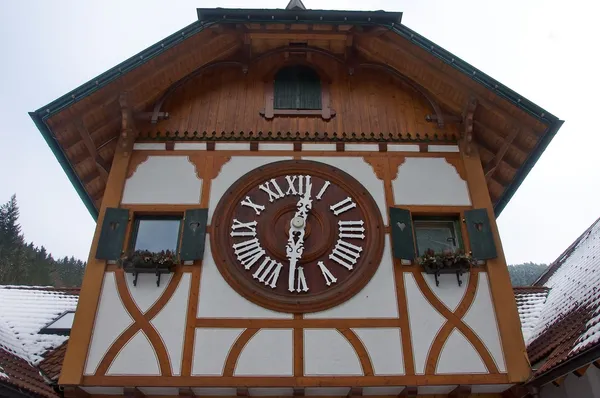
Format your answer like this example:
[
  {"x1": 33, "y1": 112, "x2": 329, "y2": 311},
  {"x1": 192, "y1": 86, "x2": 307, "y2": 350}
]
[
  {"x1": 260, "y1": 63, "x2": 335, "y2": 120},
  {"x1": 274, "y1": 65, "x2": 322, "y2": 110}
]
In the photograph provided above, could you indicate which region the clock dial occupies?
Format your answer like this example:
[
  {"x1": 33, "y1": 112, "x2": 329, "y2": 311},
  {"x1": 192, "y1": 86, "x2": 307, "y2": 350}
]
[{"x1": 211, "y1": 160, "x2": 385, "y2": 313}]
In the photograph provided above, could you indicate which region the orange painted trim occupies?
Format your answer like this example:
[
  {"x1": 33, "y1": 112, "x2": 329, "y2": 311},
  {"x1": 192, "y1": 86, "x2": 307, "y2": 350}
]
[
  {"x1": 338, "y1": 328, "x2": 374, "y2": 376},
  {"x1": 223, "y1": 329, "x2": 258, "y2": 377},
  {"x1": 131, "y1": 149, "x2": 460, "y2": 159},
  {"x1": 81, "y1": 373, "x2": 511, "y2": 386},
  {"x1": 460, "y1": 144, "x2": 531, "y2": 382},
  {"x1": 181, "y1": 267, "x2": 201, "y2": 376},
  {"x1": 294, "y1": 314, "x2": 303, "y2": 376}
]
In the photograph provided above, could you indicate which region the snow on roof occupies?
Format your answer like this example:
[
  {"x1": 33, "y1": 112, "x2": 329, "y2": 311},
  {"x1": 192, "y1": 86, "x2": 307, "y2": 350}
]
[
  {"x1": 514, "y1": 287, "x2": 549, "y2": 343},
  {"x1": 0, "y1": 286, "x2": 79, "y2": 364},
  {"x1": 526, "y1": 217, "x2": 600, "y2": 375}
]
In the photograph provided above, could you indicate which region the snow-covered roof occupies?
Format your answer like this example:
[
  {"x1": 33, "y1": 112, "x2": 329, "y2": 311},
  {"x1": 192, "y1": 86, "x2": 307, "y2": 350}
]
[
  {"x1": 514, "y1": 287, "x2": 549, "y2": 344},
  {"x1": 0, "y1": 286, "x2": 78, "y2": 365},
  {"x1": 524, "y1": 216, "x2": 600, "y2": 376}
]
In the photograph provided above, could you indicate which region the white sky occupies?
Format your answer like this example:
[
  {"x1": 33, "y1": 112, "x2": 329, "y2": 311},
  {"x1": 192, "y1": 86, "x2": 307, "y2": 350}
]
[{"x1": 0, "y1": 0, "x2": 598, "y2": 265}]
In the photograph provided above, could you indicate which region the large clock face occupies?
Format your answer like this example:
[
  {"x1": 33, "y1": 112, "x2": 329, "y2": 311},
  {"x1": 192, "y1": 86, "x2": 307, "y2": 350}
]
[{"x1": 211, "y1": 160, "x2": 385, "y2": 313}]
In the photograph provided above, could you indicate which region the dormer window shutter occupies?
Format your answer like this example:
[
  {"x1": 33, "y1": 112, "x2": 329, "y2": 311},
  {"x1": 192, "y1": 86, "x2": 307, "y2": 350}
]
[
  {"x1": 274, "y1": 65, "x2": 322, "y2": 110},
  {"x1": 390, "y1": 207, "x2": 416, "y2": 261},
  {"x1": 180, "y1": 208, "x2": 208, "y2": 261},
  {"x1": 464, "y1": 208, "x2": 497, "y2": 260},
  {"x1": 96, "y1": 207, "x2": 129, "y2": 260}
]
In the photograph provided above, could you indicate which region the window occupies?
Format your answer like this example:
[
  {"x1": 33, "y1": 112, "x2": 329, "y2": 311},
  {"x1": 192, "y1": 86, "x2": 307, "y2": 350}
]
[
  {"x1": 274, "y1": 65, "x2": 322, "y2": 110},
  {"x1": 413, "y1": 216, "x2": 463, "y2": 256},
  {"x1": 39, "y1": 310, "x2": 75, "y2": 335},
  {"x1": 131, "y1": 216, "x2": 182, "y2": 253}
]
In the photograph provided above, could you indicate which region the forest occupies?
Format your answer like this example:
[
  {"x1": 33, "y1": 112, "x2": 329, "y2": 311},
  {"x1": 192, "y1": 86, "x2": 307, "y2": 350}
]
[
  {"x1": 0, "y1": 194, "x2": 547, "y2": 288},
  {"x1": 0, "y1": 195, "x2": 84, "y2": 287}
]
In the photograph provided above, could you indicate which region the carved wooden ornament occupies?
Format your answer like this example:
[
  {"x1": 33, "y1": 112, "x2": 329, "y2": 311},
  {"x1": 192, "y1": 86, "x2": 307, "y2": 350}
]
[{"x1": 211, "y1": 160, "x2": 385, "y2": 313}]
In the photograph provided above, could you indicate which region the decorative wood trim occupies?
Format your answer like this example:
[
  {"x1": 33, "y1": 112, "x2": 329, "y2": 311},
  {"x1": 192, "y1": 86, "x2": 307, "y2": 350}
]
[
  {"x1": 552, "y1": 375, "x2": 566, "y2": 387},
  {"x1": 460, "y1": 143, "x2": 531, "y2": 382},
  {"x1": 418, "y1": 143, "x2": 428, "y2": 153},
  {"x1": 74, "y1": 118, "x2": 110, "y2": 182},
  {"x1": 293, "y1": 142, "x2": 302, "y2": 152},
  {"x1": 95, "y1": 270, "x2": 183, "y2": 376},
  {"x1": 250, "y1": 142, "x2": 259, "y2": 151},
  {"x1": 378, "y1": 143, "x2": 388, "y2": 152},
  {"x1": 573, "y1": 364, "x2": 590, "y2": 377},
  {"x1": 336, "y1": 143, "x2": 345, "y2": 152},
  {"x1": 338, "y1": 328, "x2": 374, "y2": 376},
  {"x1": 126, "y1": 153, "x2": 150, "y2": 179},
  {"x1": 178, "y1": 387, "x2": 196, "y2": 397},
  {"x1": 236, "y1": 388, "x2": 249, "y2": 397},
  {"x1": 181, "y1": 267, "x2": 201, "y2": 376},
  {"x1": 449, "y1": 385, "x2": 471, "y2": 397},
  {"x1": 81, "y1": 373, "x2": 511, "y2": 386},
  {"x1": 398, "y1": 386, "x2": 417, "y2": 397},
  {"x1": 195, "y1": 318, "x2": 402, "y2": 328},
  {"x1": 223, "y1": 328, "x2": 258, "y2": 376},
  {"x1": 412, "y1": 270, "x2": 498, "y2": 374},
  {"x1": 165, "y1": 141, "x2": 175, "y2": 151},
  {"x1": 363, "y1": 157, "x2": 388, "y2": 181},
  {"x1": 63, "y1": 387, "x2": 90, "y2": 398},
  {"x1": 388, "y1": 157, "x2": 406, "y2": 180},
  {"x1": 123, "y1": 387, "x2": 145, "y2": 398},
  {"x1": 347, "y1": 387, "x2": 363, "y2": 397},
  {"x1": 460, "y1": 97, "x2": 477, "y2": 156},
  {"x1": 445, "y1": 157, "x2": 468, "y2": 182},
  {"x1": 59, "y1": 96, "x2": 137, "y2": 385},
  {"x1": 293, "y1": 314, "x2": 303, "y2": 377},
  {"x1": 425, "y1": 270, "x2": 479, "y2": 374}
]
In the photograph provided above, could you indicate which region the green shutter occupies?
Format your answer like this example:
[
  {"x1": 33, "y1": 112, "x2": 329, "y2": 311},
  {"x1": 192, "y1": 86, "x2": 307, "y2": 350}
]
[
  {"x1": 464, "y1": 208, "x2": 497, "y2": 260},
  {"x1": 274, "y1": 65, "x2": 321, "y2": 110},
  {"x1": 180, "y1": 209, "x2": 208, "y2": 262},
  {"x1": 390, "y1": 207, "x2": 416, "y2": 260},
  {"x1": 96, "y1": 207, "x2": 129, "y2": 260}
]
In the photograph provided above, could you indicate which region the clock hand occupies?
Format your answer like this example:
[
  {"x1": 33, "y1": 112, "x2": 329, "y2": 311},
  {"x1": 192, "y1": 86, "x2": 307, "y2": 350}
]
[{"x1": 286, "y1": 176, "x2": 312, "y2": 292}]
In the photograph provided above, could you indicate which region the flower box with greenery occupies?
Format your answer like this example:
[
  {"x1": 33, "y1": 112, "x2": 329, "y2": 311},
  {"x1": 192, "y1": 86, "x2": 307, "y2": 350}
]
[
  {"x1": 119, "y1": 250, "x2": 179, "y2": 287},
  {"x1": 417, "y1": 248, "x2": 477, "y2": 287}
]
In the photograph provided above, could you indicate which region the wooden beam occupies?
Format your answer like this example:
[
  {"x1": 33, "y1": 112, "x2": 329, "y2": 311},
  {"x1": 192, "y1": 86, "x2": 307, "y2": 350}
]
[
  {"x1": 74, "y1": 118, "x2": 110, "y2": 181},
  {"x1": 398, "y1": 386, "x2": 417, "y2": 397},
  {"x1": 179, "y1": 387, "x2": 196, "y2": 397},
  {"x1": 574, "y1": 364, "x2": 591, "y2": 377},
  {"x1": 347, "y1": 387, "x2": 362, "y2": 398},
  {"x1": 461, "y1": 96, "x2": 477, "y2": 156},
  {"x1": 484, "y1": 125, "x2": 521, "y2": 182},
  {"x1": 449, "y1": 385, "x2": 471, "y2": 397},
  {"x1": 247, "y1": 30, "x2": 350, "y2": 41},
  {"x1": 134, "y1": 111, "x2": 169, "y2": 121},
  {"x1": 293, "y1": 388, "x2": 304, "y2": 396},
  {"x1": 81, "y1": 170, "x2": 101, "y2": 185},
  {"x1": 63, "y1": 387, "x2": 90, "y2": 398},
  {"x1": 236, "y1": 388, "x2": 249, "y2": 397}
]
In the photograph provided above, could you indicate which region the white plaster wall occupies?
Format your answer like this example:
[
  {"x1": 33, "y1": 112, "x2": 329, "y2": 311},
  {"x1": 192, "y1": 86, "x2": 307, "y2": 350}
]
[
  {"x1": 541, "y1": 384, "x2": 569, "y2": 398},
  {"x1": 463, "y1": 273, "x2": 507, "y2": 372},
  {"x1": 564, "y1": 372, "x2": 596, "y2": 398},
  {"x1": 345, "y1": 144, "x2": 378, "y2": 151},
  {"x1": 85, "y1": 273, "x2": 133, "y2": 375},
  {"x1": 305, "y1": 241, "x2": 397, "y2": 318},
  {"x1": 428, "y1": 145, "x2": 460, "y2": 152},
  {"x1": 388, "y1": 144, "x2": 420, "y2": 152},
  {"x1": 150, "y1": 273, "x2": 190, "y2": 376},
  {"x1": 422, "y1": 272, "x2": 469, "y2": 313},
  {"x1": 302, "y1": 143, "x2": 336, "y2": 151},
  {"x1": 192, "y1": 328, "x2": 244, "y2": 375},
  {"x1": 215, "y1": 143, "x2": 250, "y2": 150},
  {"x1": 235, "y1": 329, "x2": 293, "y2": 376},
  {"x1": 174, "y1": 142, "x2": 207, "y2": 150},
  {"x1": 107, "y1": 331, "x2": 160, "y2": 375},
  {"x1": 121, "y1": 156, "x2": 202, "y2": 204},
  {"x1": 393, "y1": 157, "x2": 471, "y2": 205},
  {"x1": 125, "y1": 273, "x2": 172, "y2": 314},
  {"x1": 404, "y1": 273, "x2": 446, "y2": 375},
  {"x1": 436, "y1": 329, "x2": 486, "y2": 374},
  {"x1": 208, "y1": 156, "x2": 292, "y2": 223},
  {"x1": 260, "y1": 143, "x2": 294, "y2": 151},
  {"x1": 133, "y1": 143, "x2": 166, "y2": 150},
  {"x1": 304, "y1": 329, "x2": 362, "y2": 376},
  {"x1": 198, "y1": 236, "x2": 293, "y2": 319},
  {"x1": 303, "y1": 157, "x2": 387, "y2": 224},
  {"x1": 353, "y1": 328, "x2": 404, "y2": 375}
]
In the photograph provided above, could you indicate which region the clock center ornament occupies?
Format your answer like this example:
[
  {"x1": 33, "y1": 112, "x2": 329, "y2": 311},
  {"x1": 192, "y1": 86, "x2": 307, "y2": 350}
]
[{"x1": 211, "y1": 160, "x2": 385, "y2": 313}]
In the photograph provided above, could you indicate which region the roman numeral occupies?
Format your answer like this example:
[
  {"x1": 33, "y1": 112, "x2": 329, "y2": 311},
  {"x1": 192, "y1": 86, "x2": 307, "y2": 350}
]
[
  {"x1": 330, "y1": 197, "x2": 357, "y2": 216},
  {"x1": 296, "y1": 266, "x2": 309, "y2": 292},
  {"x1": 252, "y1": 257, "x2": 283, "y2": 288},
  {"x1": 318, "y1": 261, "x2": 337, "y2": 286},
  {"x1": 241, "y1": 196, "x2": 265, "y2": 215},
  {"x1": 329, "y1": 239, "x2": 363, "y2": 270},
  {"x1": 338, "y1": 220, "x2": 365, "y2": 239},
  {"x1": 315, "y1": 180, "x2": 331, "y2": 200},
  {"x1": 232, "y1": 238, "x2": 266, "y2": 270},
  {"x1": 259, "y1": 179, "x2": 284, "y2": 202},
  {"x1": 230, "y1": 219, "x2": 258, "y2": 237},
  {"x1": 285, "y1": 175, "x2": 305, "y2": 196}
]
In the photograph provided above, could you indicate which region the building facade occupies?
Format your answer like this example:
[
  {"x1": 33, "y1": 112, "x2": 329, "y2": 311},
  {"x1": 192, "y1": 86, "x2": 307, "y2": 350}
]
[{"x1": 30, "y1": 3, "x2": 563, "y2": 397}]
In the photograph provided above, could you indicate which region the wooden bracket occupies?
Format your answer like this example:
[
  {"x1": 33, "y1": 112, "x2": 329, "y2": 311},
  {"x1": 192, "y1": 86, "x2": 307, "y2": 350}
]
[
  {"x1": 483, "y1": 124, "x2": 520, "y2": 182},
  {"x1": 179, "y1": 387, "x2": 196, "y2": 397},
  {"x1": 347, "y1": 387, "x2": 363, "y2": 398},
  {"x1": 293, "y1": 388, "x2": 305, "y2": 396},
  {"x1": 461, "y1": 96, "x2": 478, "y2": 156},
  {"x1": 63, "y1": 387, "x2": 90, "y2": 398},
  {"x1": 134, "y1": 111, "x2": 169, "y2": 121},
  {"x1": 236, "y1": 388, "x2": 249, "y2": 397},
  {"x1": 118, "y1": 92, "x2": 138, "y2": 157},
  {"x1": 74, "y1": 118, "x2": 111, "y2": 182},
  {"x1": 124, "y1": 387, "x2": 145, "y2": 398}
]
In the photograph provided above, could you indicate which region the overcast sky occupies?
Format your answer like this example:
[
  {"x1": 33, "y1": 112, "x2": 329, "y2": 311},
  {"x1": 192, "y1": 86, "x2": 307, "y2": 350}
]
[{"x1": 0, "y1": 0, "x2": 598, "y2": 266}]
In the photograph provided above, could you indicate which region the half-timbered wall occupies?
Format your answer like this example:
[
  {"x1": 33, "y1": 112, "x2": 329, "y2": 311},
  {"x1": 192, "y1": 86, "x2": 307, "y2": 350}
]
[{"x1": 76, "y1": 142, "x2": 520, "y2": 397}]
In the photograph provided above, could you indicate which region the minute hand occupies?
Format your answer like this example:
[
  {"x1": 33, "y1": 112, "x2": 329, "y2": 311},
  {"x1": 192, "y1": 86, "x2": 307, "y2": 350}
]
[{"x1": 286, "y1": 177, "x2": 312, "y2": 292}]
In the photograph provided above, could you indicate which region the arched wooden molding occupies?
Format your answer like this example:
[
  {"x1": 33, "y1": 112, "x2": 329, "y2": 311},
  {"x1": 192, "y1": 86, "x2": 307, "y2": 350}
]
[
  {"x1": 150, "y1": 45, "x2": 446, "y2": 127},
  {"x1": 150, "y1": 60, "x2": 247, "y2": 124}
]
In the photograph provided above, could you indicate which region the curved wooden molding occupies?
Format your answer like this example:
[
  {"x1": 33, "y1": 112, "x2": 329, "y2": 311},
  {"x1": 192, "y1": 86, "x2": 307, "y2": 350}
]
[
  {"x1": 126, "y1": 153, "x2": 149, "y2": 179},
  {"x1": 188, "y1": 155, "x2": 231, "y2": 181},
  {"x1": 388, "y1": 156, "x2": 407, "y2": 181},
  {"x1": 363, "y1": 157, "x2": 388, "y2": 181},
  {"x1": 95, "y1": 269, "x2": 183, "y2": 376},
  {"x1": 411, "y1": 271, "x2": 498, "y2": 374},
  {"x1": 444, "y1": 157, "x2": 468, "y2": 182},
  {"x1": 223, "y1": 328, "x2": 258, "y2": 376},
  {"x1": 338, "y1": 328, "x2": 375, "y2": 376}
]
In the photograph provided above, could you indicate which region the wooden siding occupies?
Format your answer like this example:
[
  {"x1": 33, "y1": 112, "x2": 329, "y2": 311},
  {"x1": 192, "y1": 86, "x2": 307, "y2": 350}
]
[{"x1": 140, "y1": 54, "x2": 459, "y2": 138}]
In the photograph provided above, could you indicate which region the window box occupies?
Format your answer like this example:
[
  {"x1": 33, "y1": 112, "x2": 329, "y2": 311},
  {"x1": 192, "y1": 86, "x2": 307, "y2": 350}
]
[
  {"x1": 418, "y1": 248, "x2": 476, "y2": 287},
  {"x1": 120, "y1": 250, "x2": 178, "y2": 287}
]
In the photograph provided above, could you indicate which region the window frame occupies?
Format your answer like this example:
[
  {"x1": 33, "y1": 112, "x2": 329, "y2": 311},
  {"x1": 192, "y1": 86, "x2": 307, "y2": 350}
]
[
  {"x1": 129, "y1": 214, "x2": 184, "y2": 254},
  {"x1": 412, "y1": 215, "x2": 464, "y2": 256},
  {"x1": 260, "y1": 62, "x2": 336, "y2": 120}
]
